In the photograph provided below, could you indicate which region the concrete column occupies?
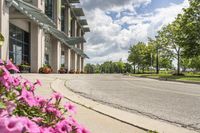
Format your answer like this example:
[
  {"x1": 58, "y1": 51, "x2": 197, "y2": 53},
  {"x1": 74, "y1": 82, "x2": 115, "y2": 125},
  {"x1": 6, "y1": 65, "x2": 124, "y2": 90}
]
[
  {"x1": 52, "y1": 38, "x2": 61, "y2": 73},
  {"x1": 0, "y1": 0, "x2": 9, "y2": 60},
  {"x1": 51, "y1": 0, "x2": 61, "y2": 73},
  {"x1": 30, "y1": 0, "x2": 45, "y2": 72},
  {"x1": 64, "y1": 5, "x2": 71, "y2": 73},
  {"x1": 64, "y1": 5, "x2": 71, "y2": 36},
  {"x1": 70, "y1": 19, "x2": 77, "y2": 72},
  {"x1": 64, "y1": 47, "x2": 71, "y2": 72},
  {"x1": 81, "y1": 57, "x2": 84, "y2": 72},
  {"x1": 77, "y1": 27, "x2": 82, "y2": 72},
  {"x1": 54, "y1": 0, "x2": 61, "y2": 29},
  {"x1": 30, "y1": 23, "x2": 45, "y2": 72}
]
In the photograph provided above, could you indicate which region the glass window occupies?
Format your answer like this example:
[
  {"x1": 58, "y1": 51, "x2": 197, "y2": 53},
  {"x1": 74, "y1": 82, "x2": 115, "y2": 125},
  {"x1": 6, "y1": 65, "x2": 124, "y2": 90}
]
[
  {"x1": 61, "y1": 8, "x2": 65, "y2": 32},
  {"x1": 9, "y1": 24, "x2": 30, "y2": 65},
  {"x1": 45, "y1": 54, "x2": 49, "y2": 65},
  {"x1": 45, "y1": 0, "x2": 54, "y2": 20}
]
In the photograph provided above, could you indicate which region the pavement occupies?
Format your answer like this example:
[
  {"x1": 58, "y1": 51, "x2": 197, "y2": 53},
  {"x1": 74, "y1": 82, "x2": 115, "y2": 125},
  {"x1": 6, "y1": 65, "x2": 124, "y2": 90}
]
[
  {"x1": 21, "y1": 74, "x2": 145, "y2": 133},
  {"x1": 20, "y1": 74, "x2": 200, "y2": 133}
]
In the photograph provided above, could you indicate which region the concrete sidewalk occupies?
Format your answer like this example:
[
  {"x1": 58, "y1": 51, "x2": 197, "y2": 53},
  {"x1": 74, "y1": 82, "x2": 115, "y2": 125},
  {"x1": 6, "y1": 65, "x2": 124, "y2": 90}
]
[
  {"x1": 22, "y1": 74, "x2": 145, "y2": 133},
  {"x1": 22, "y1": 74, "x2": 198, "y2": 133}
]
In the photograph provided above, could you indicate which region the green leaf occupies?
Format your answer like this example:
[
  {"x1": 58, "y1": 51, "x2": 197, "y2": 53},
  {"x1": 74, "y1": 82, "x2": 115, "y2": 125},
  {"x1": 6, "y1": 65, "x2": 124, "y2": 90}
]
[{"x1": 0, "y1": 101, "x2": 6, "y2": 109}]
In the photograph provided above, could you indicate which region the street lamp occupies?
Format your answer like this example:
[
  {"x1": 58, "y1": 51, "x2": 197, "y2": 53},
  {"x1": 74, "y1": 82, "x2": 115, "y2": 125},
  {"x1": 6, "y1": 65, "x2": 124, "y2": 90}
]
[{"x1": 0, "y1": 33, "x2": 5, "y2": 46}]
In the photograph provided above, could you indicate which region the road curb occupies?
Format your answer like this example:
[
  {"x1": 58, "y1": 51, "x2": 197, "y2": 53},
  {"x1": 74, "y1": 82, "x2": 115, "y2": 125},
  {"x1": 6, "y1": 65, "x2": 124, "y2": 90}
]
[{"x1": 50, "y1": 78, "x2": 198, "y2": 133}]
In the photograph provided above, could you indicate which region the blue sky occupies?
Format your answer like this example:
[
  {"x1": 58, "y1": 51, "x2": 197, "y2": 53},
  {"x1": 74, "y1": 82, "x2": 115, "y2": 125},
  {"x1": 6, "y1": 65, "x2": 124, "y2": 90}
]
[{"x1": 80, "y1": 0, "x2": 189, "y2": 64}]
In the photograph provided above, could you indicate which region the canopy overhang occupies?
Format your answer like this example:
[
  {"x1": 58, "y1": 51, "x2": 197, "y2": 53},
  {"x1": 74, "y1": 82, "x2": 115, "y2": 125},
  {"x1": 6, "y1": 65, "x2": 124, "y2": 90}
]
[
  {"x1": 72, "y1": 8, "x2": 85, "y2": 17},
  {"x1": 6, "y1": 0, "x2": 56, "y2": 28},
  {"x1": 79, "y1": 19, "x2": 88, "y2": 26},
  {"x1": 83, "y1": 27, "x2": 90, "y2": 32},
  {"x1": 69, "y1": 0, "x2": 80, "y2": 3}
]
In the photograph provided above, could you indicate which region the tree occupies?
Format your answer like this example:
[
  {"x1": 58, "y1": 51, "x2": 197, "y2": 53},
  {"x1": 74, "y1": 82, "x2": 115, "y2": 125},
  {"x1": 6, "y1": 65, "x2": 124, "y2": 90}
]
[
  {"x1": 84, "y1": 64, "x2": 95, "y2": 73},
  {"x1": 178, "y1": 0, "x2": 200, "y2": 57},
  {"x1": 124, "y1": 63, "x2": 132, "y2": 73},
  {"x1": 159, "y1": 23, "x2": 184, "y2": 75}
]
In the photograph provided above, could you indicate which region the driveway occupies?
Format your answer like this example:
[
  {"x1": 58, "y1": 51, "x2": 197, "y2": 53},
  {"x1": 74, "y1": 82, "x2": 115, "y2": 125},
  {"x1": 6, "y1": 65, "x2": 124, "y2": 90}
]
[{"x1": 65, "y1": 74, "x2": 200, "y2": 132}]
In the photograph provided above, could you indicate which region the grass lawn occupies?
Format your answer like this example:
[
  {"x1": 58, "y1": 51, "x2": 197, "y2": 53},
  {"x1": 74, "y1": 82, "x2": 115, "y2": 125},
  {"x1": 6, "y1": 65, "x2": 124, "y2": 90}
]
[{"x1": 130, "y1": 72, "x2": 200, "y2": 83}]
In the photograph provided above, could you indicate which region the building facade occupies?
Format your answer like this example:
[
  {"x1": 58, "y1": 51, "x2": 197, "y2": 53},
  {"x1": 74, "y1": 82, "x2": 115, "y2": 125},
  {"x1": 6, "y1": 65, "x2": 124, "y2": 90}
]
[{"x1": 0, "y1": 0, "x2": 89, "y2": 73}]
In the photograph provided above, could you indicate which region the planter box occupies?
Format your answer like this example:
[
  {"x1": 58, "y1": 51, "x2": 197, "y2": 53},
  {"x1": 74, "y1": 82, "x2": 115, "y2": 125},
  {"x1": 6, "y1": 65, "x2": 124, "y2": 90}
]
[{"x1": 18, "y1": 66, "x2": 31, "y2": 73}]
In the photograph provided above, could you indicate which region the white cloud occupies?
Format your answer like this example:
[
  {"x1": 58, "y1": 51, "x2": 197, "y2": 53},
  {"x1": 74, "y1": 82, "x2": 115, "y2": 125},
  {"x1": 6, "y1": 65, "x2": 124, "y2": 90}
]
[
  {"x1": 81, "y1": 0, "x2": 189, "y2": 64},
  {"x1": 81, "y1": 0, "x2": 151, "y2": 11}
]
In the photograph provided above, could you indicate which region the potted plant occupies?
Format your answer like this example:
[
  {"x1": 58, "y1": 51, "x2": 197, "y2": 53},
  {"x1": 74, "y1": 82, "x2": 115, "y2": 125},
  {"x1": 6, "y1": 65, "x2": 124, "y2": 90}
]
[
  {"x1": 39, "y1": 64, "x2": 52, "y2": 74},
  {"x1": 59, "y1": 67, "x2": 67, "y2": 74},
  {"x1": 18, "y1": 64, "x2": 30, "y2": 73},
  {"x1": 76, "y1": 69, "x2": 80, "y2": 74},
  {"x1": 69, "y1": 69, "x2": 75, "y2": 74}
]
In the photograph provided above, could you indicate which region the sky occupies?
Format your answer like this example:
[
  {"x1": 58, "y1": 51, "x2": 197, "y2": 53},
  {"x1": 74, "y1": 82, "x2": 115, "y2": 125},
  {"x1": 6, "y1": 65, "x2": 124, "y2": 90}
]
[{"x1": 79, "y1": 0, "x2": 189, "y2": 64}]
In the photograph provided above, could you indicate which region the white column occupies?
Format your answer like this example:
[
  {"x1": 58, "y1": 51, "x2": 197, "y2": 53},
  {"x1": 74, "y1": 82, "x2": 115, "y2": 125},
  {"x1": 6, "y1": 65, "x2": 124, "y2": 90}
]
[
  {"x1": 51, "y1": 0, "x2": 61, "y2": 73},
  {"x1": 70, "y1": 19, "x2": 77, "y2": 72},
  {"x1": 81, "y1": 57, "x2": 84, "y2": 72},
  {"x1": 64, "y1": 5, "x2": 71, "y2": 37},
  {"x1": 77, "y1": 27, "x2": 82, "y2": 72},
  {"x1": 52, "y1": 38, "x2": 61, "y2": 73},
  {"x1": 64, "y1": 47, "x2": 71, "y2": 72},
  {"x1": 30, "y1": 0, "x2": 45, "y2": 72},
  {"x1": 30, "y1": 23, "x2": 45, "y2": 72},
  {"x1": 0, "y1": 0, "x2": 9, "y2": 60},
  {"x1": 64, "y1": 5, "x2": 71, "y2": 73}
]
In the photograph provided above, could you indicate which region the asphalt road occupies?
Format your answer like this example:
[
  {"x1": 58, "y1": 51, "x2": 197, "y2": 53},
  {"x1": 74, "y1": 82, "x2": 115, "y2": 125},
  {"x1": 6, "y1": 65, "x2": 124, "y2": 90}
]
[{"x1": 66, "y1": 74, "x2": 200, "y2": 132}]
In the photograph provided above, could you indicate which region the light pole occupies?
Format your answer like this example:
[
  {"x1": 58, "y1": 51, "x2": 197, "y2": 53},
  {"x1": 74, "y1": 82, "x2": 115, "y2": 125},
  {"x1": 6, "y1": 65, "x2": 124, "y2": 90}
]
[{"x1": 156, "y1": 45, "x2": 159, "y2": 74}]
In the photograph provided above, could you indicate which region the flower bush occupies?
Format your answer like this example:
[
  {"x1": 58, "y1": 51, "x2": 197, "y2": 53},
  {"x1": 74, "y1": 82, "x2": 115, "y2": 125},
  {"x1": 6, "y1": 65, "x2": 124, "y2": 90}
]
[{"x1": 0, "y1": 60, "x2": 90, "y2": 133}]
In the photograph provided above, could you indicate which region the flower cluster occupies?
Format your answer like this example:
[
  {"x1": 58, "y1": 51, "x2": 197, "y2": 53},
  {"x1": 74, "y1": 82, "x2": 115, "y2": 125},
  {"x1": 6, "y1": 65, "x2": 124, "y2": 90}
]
[{"x1": 0, "y1": 60, "x2": 90, "y2": 133}]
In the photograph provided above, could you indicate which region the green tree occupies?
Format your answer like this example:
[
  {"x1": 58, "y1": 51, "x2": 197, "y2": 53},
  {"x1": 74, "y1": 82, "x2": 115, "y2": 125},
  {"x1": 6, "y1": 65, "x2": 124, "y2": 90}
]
[{"x1": 178, "y1": 0, "x2": 200, "y2": 57}]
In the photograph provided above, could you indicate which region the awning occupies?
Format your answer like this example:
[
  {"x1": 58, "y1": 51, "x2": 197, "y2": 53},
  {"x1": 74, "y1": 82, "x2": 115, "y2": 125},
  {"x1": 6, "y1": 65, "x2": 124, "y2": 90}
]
[
  {"x1": 72, "y1": 47, "x2": 89, "y2": 59},
  {"x1": 79, "y1": 19, "x2": 88, "y2": 26},
  {"x1": 6, "y1": 0, "x2": 56, "y2": 28},
  {"x1": 83, "y1": 27, "x2": 90, "y2": 32},
  {"x1": 69, "y1": 0, "x2": 80, "y2": 3},
  {"x1": 42, "y1": 25, "x2": 85, "y2": 47},
  {"x1": 72, "y1": 8, "x2": 85, "y2": 17},
  {"x1": 7, "y1": 0, "x2": 89, "y2": 58},
  {"x1": 43, "y1": 25, "x2": 88, "y2": 58}
]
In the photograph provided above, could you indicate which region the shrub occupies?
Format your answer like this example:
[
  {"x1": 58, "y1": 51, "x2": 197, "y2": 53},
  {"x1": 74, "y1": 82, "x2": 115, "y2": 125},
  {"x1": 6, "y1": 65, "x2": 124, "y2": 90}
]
[{"x1": 0, "y1": 59, "x2": 90, "y2": 133}]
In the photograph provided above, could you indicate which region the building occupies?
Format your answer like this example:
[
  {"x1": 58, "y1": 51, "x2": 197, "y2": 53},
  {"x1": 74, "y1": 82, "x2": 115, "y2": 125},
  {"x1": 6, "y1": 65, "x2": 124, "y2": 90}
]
[{"x1": 0, "y1": 0, "x2": 90, "y2": 73}]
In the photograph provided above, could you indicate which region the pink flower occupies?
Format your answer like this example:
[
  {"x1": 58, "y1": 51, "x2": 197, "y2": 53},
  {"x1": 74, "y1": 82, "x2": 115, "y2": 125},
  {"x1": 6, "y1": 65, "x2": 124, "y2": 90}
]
[
  {"x1": 55, "y1": 120, "x2": 72, "y2": 133},
  {"x1": 12, "y1": 77, "x2": 20, "y2": 87},
  {"x1": 52, "y1": 92, "x2": 63, "y2": 100},
  {"x1": 22, "y1": 117, "x2": 40, "y2": 133},
  {"x1": 40, "y1": 127, "x2": 54, "y2": 133},
  {"x1": 0, "y1": 65, "x2": 10, "y2": 75},
  {"x1": 34, "y1": 79, "x2": 42, "y2": 86},
  {"x1": 67, "y1": 116, "x2": 78, "y2": 126},
  {"x1": 64, "y1": 102, "x2": 77, "y2": 114},
  {"x1": 76, "y1": 125, "x2": 91, "y2": 133},
  {"x1": 0, "y1": 117, "x2": 24, "y2": 133},
  {"x1": 5, "y1": 101, "x2": 16, "y2": 115},
  {"x1": 21, "y1": 88, "x2": 36, "y2": 107},
  {"x1": 35, "y1": 96, "x2": 47, "y2": 107},
  {"x1": 45, "y1": 104, "x2": 62, "y2": 117},
  {"x1": 32, "y1": 117, "x2": 43, "y2": 123},
  {"x1": 0, "y1": 72, "x2": 13, "y2": 90},
  {"x1": 5, "y1": 60, "x2": 19, "y2": 72}
]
